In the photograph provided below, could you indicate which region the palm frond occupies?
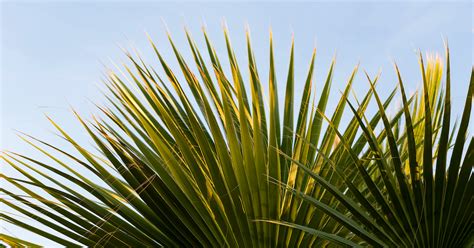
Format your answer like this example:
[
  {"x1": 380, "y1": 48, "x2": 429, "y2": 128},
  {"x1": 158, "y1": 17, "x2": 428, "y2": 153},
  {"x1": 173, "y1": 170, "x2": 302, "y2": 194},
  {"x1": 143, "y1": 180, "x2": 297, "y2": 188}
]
[{"x1": 1, "y1": 28, "x2": 472, "y2": 247}]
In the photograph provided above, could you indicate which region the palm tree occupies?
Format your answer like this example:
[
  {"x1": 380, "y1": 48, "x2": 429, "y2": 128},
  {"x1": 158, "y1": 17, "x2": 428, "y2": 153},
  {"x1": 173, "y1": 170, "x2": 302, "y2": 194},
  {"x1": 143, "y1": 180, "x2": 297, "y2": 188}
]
[{"x1": 1, "y1": 28, "x2": 472, "y2": 247}]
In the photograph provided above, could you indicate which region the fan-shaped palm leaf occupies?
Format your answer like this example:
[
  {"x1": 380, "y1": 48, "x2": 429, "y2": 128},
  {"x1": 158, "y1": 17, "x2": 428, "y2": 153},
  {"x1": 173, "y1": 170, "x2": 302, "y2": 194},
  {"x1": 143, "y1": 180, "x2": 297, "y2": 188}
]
[{"x1": 1, "y1": 28, "x2": 472, "y2": 247}]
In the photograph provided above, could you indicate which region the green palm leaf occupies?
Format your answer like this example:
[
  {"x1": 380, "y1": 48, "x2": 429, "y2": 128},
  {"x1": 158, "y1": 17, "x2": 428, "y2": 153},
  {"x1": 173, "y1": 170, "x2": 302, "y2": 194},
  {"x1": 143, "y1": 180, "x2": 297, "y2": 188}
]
[{"x1": 1, "y1": 28, "x2": 472, "y2": 247}]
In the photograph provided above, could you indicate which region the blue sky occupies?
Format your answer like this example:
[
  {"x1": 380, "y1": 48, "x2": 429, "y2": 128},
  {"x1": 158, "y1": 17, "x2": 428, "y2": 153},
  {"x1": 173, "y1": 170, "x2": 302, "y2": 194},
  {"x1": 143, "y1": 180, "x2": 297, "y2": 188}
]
[{"x1": 1, "y1": 1, "x2": 472, "y2": 245}]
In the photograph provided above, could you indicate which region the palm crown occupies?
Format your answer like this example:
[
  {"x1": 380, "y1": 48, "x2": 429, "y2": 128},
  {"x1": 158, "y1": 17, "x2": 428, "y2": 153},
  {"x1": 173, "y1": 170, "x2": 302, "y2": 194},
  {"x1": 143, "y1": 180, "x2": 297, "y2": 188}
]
[{"x1": 1, "y1": 28, "x2": 473, "y2": 247}]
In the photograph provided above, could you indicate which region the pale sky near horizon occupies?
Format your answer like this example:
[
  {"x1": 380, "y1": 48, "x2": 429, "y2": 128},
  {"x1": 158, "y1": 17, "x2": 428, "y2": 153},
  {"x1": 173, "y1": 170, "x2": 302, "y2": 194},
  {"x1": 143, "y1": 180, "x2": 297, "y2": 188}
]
[{"x1": 1, "y1": 1, "x2": 472, "y2": 245}]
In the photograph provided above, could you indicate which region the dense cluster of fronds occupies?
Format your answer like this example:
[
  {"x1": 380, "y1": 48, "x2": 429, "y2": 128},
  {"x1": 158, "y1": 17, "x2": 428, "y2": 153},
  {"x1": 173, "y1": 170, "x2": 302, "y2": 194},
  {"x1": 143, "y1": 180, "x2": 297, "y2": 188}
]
[{"x1": 1, "y1": 29, "x2": 473, "y2": 247}]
